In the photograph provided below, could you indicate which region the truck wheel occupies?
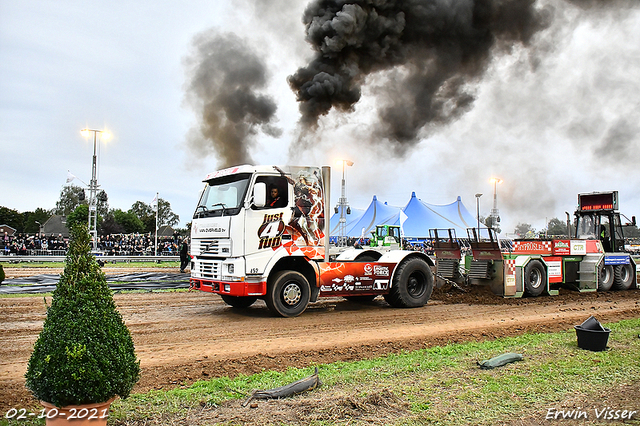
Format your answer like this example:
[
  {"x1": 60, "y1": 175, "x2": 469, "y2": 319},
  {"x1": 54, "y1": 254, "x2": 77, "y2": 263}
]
[
  {"x1": 220, "y1": 295, "x2": 258, "y2": 308},
  {"x1": 612, "y1": 264, "x2": 634, "y2": 291},
  {"x1": 266, "y1": 271, "x2": 311, "y2": 317},
  {"x1": 598, "y1": 263, "x2": 614, "y2": 291},
  {"x1": 524, "y1": 260, "x2": 546, "y2": 297},
  {"x1": 384, "y1": 258, "x2": 433, "y2": 308}
]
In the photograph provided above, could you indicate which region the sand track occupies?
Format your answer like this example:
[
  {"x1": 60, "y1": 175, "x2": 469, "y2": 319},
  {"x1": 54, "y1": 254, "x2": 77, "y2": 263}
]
[{"x1": 1, "y1": 276, "x2": 639, "y2": 411}]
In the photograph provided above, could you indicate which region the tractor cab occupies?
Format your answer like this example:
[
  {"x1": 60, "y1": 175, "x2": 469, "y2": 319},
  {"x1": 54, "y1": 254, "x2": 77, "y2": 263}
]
[
  {"x1": 575, "y1": 191, "x2": 630, "y2": 253},
  {"x1": 370, "y1": 225, "x2": 401, "y2": 249}
]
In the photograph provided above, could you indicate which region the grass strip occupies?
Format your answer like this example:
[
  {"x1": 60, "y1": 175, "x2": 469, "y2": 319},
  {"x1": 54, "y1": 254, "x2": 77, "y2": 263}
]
[{"x1": 3, "y1": 318, "x2": 639, "y2": 426}]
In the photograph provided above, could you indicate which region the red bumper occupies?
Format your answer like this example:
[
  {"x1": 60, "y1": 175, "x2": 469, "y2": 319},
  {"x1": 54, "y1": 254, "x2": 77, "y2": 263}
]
[{"x1": 189, "y1": 278, "x2": 267, "y2": 297}]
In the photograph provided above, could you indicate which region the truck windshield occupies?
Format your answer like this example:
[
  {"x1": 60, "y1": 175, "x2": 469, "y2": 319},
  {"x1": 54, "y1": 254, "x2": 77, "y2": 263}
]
[
  {"x1": 194, "y1": 173, "x2": 251, "y2": 218},
  {"x1": 575, "y1": 215, "x2": 597, "y2": 239}
]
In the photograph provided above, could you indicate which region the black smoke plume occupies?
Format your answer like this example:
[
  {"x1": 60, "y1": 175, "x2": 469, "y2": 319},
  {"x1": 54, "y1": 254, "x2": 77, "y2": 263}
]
[
  {"x1": 288, "y1": 0, "x2": 552, "y2": 154},
  {"x1": 184, "y1": 30, "x2": 281, "y2": 167}
]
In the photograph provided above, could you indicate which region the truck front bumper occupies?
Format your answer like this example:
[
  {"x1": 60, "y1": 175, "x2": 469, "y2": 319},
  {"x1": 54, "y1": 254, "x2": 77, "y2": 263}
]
[{"x1": 190, "y1": 278, "x2": 267, "y2": 297}]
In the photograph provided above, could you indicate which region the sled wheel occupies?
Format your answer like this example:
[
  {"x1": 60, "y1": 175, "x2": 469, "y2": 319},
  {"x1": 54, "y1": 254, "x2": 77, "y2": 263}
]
[
  {"x1": 266, "y1": 270, "x2": 310, "y2": 317},
  {"x1": 598, "y1": 263, "x2": 614, "y2": 292},
  {"x1": 220, "y1": 295, "x2": 258, "y2": 308},
  {"x1": 384, "y1": 258, "x2": 433, "y2": 308},
  {"x1": 612, "y1": 264, "x2": 634, "y2": 291},
  {"x1": 524, "y1": 259, "x2": 546, "y2": 297}
]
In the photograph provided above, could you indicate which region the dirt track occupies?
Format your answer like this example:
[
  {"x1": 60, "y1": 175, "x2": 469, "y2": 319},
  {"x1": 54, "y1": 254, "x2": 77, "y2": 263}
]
[{"x1": 1, "y1": 280, "x2": 639, "y2": 411}]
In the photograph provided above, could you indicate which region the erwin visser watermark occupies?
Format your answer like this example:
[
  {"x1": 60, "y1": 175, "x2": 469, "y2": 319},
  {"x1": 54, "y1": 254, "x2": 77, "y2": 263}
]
[{"x1": 546, "y1": 407, "x2": 637, "y2": 421}]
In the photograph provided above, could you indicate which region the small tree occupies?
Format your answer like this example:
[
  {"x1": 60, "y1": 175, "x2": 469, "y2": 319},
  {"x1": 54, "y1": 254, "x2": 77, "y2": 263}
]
[
  {"x1": 25, "y1": 224, "x2": 140, "y2": 407},
  {"x1": 514, "y1": 223, "x2": 535, "y2": 238},
  {"x1": 547, "y1": 217, "x2": 569, "y2": 237},
  {"x1": 65, "y1": 204, "x2": 89, "y2": 230}
]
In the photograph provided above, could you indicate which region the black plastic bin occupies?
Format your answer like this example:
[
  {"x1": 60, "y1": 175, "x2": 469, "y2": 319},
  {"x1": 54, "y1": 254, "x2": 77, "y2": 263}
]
[{"x1": 574, "y1": 316, "x2": 610, "y2": 351}]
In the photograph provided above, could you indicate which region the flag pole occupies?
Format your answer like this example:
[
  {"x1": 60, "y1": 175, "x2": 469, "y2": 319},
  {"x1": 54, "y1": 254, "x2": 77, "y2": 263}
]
[{"x1": 155, "y1": 192, "x2": 159, "y2": 257}]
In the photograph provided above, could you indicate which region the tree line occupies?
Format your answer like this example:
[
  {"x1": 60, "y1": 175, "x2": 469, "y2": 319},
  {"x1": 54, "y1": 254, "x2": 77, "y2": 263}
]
[{"x1": 0, "y1": 185, "x2": 187, "y2": 236}]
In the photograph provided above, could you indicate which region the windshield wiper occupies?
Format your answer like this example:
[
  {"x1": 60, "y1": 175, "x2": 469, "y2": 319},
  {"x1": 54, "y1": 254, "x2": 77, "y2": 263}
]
[{"x1": 211, "y1": 203, "x2": 228, "y2": 214}]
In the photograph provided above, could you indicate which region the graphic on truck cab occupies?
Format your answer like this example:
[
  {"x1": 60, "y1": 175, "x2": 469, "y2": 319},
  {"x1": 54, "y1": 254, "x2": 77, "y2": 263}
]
[
  {"x1": 259, "y1": 166, "x2": 325, "y2": 252},
  {"x1": 286, "y1": 167, "x2": 324, "y2": 246},
  {"x1": 258, "y1": 213, "x2": 285, "y2": 249}
]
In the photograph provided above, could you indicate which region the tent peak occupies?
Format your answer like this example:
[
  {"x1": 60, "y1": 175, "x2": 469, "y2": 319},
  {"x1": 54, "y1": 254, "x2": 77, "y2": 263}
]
[{"x1": 411, "y1": 191, "x2": 417, "y2": 198}]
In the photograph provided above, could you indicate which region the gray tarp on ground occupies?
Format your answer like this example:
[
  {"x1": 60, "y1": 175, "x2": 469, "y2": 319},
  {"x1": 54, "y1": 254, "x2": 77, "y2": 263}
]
[{"x1": 0, "y1": 272, "x2": 190, "y2": 294}]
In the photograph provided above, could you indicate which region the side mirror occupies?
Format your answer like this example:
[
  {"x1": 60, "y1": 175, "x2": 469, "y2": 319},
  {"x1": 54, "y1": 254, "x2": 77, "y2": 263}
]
[{"x1": 253, "y1": 182, "x2": 266, "y2": 208}]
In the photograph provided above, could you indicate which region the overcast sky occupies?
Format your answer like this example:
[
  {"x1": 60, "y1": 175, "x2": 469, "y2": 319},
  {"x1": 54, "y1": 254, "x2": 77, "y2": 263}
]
[{"x1": 1, "y1": 0, "x2": 639, "y2": 235}]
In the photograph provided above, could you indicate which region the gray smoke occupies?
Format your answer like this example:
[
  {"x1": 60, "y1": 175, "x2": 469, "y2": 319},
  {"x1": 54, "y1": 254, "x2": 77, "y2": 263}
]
[
  {"x1": 288, "y1": 0, "x2": 553, "y2": 155},
  {"x1": 183, "y1": 30, "x2": 281, "y2": 168}
]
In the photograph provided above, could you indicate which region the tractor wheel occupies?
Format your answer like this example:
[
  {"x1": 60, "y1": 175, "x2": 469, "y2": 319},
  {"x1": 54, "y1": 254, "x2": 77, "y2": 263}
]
[
  {"x1": 220, "y1": 295, "x2": 258, "y2": 308},
  {"x1": 384, "y1": 258, "x2": 433, "y2": 308},
  {"x1": 598, "y1": 263, "x2": 614, "y2": 292},
  {"x1": 523, "y1": 260, "x2": 546, "y2": 297},
  {"x1": 265, "y1": 270, "x2": 311, "y2": 317},
  {"x1": 612, "y1": 264, "x2": 634, "y2": 291}
]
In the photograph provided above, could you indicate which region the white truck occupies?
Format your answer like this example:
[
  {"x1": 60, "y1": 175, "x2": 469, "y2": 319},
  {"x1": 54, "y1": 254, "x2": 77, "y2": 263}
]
[{"x1": 189, "y1": 165, "x2": 434, "y2": 317}]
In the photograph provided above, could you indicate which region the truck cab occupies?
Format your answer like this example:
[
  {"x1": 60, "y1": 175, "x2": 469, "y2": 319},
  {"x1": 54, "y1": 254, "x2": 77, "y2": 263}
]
[{"x1": 190, "y1": 165, "x2": 435, "y2": 317}]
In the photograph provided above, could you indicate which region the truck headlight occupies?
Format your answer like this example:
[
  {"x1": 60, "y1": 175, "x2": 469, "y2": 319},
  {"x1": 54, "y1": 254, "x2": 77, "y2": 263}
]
[{"x1": 224, "y1": 284, "x2": 231, "y2": 292}]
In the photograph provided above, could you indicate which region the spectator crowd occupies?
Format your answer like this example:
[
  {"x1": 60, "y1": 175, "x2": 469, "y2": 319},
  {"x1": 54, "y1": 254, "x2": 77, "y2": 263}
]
[{"x1": 2, "y1": 231, "x2": 185, "y2": 256}]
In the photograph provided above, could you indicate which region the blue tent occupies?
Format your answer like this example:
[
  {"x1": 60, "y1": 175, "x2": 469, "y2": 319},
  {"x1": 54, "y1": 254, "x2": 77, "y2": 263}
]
[
  {"x1": 329, "y1": 207, "x2": 364, "y2": 236},
  {"x1": 399, "y1": 192, "x2": 476, "y2": 238},
  {"x1": 344, "y1": 196, "x2": 401, "y2": 238},
  {"x1": 329, "y1": 193, "x2": 476, "y2": 239}
]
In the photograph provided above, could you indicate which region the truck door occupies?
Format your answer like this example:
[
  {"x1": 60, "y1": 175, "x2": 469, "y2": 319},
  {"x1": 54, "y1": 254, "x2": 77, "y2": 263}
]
[{"x1": 244, "y1": 174, "x2": 293, "y2": 275}]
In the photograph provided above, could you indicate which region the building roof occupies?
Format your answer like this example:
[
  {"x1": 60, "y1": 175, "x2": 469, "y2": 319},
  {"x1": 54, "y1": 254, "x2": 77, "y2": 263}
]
[
  {"x1": 43, "y1": 215, "x2": 69, "y2": 237},
  {"x1": 0, "y1": 225, "x2": 17, "y2": 236}
]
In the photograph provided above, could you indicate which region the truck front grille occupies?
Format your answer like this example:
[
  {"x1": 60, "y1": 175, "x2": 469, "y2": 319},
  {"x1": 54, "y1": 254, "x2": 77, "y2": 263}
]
[
  {"x1": 195, "y1": 259, "x2": 221, "y2": 280},
  {"x1": 193, "y1": 239, "x2": 231, "y2": 257}
]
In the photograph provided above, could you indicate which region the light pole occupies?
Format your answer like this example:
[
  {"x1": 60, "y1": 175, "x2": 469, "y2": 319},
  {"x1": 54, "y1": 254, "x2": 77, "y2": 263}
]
[
  {"x1": 81, "y1": 128, "x2": 111, "y2": 250},
  {"x1": 475, "y1": 193, "x2": 482, "y2": 236},
  {"x1": 336, "y1": 159, "x2": 354, "y2": 247},
  {"x1": 489, "y1": 177, "x2": 503, "y2": 232}
]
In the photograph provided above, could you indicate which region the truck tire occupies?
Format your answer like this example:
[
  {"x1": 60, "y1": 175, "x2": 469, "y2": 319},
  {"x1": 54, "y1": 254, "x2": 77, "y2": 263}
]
[
  {"x1": 598, "y1": 263, "x2": 614, "y2": 292},
  {"x1": 384, "y1": 257, "x2": 433, "y2": 308},
  {"x1": 220, "y1": 295, "x2": 258, "y2": 308},
  {"x1": 266, "y1": 270, "x2": 311, "y2": 317},
  {"x1": 524, "y1": 259, "x2": 546, "y2": 297},
  {"x1": 612, "y1": 264, "x2": 634, "y2": 291}
]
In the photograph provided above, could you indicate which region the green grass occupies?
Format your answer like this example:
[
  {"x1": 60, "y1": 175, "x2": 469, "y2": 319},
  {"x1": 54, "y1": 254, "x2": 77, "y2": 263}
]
[{"x1": 3, "y1": 318, "x2": 639, "y2": 425}]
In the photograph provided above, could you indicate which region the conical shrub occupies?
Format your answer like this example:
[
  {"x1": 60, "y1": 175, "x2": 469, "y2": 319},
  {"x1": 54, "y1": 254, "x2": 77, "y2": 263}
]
[{"x1": 25, "y1": 224, "x2": 140, "y2": 407}]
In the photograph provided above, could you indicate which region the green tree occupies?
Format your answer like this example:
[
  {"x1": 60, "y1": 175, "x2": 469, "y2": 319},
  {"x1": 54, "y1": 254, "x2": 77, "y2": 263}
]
[
  {"x1": 0, "y1": 206, "x2": 24, "y2": 232},
  {"x1": 25, "y1": 224, "x2": 140, "y2": 407},
  {"x1": 23, "y1": 208, "x2": 53, "y2": 234},
  {"x1": 113, "y1": 209, "x2": 144, "y2": 234},
  {"x1": 130, "y1": 198, "x2": 179, "y2": 233},
  {"x1": 96, "y1": 189, "x2": 109, "y2": 218},
  {"x1": 100, "y1": 212, "x2": 125, "y2": 235},
  {"x1": 55, "y1": 185, "x2": 87, "y2": 216},
  {"x1": 514, "y1": 223, "x2": 535, "y2": 237},
  {"x1": 547, "y1": 217, "x2": 569, "y2": 237},
  {"x1": 66, "y1": 205, "x2": 89, "y2": 230}
]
